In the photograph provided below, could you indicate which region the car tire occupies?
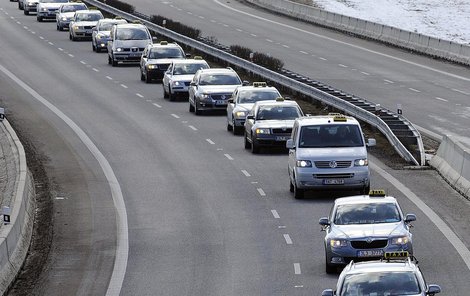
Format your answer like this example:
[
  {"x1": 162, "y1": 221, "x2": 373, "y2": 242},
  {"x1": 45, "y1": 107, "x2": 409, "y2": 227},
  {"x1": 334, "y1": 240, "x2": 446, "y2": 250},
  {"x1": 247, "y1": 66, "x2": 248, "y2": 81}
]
[
  {"x1": 227, "y1": 121, "x2": 233, "y2": 132},
  {"x1": 163, "y1": 87, "x2": 169, "y2": 98},
  {"x1": 194, "y1": 102, "x2": 202, "y2": 115},
  {"x1": 293, "y1": 177, "x2": 304, "y2": 199},
  {"x1": 325, "y1": 258, "x2": 336, "y2": 274},
  {"x1": 145, "y1": 73, "x2": 151, "y2": 83},
  {"x1": 168, "y1": 90, "x2": 175, "y2": 101},
  {"x1": 244, "y1": 133, "x2": 251, "y2": 149},
  {"x1": 108, "y1": 55, "x2": 112, "y2": 65},
  {"x1": 111, "y1": 57, "x2": 117, "y2": 67},
  {"x1": 233, "y1": 121, "x2": 242, "y2": 135},
  {"x1": 24, "y1": 9, "x2": 29, "y2": 15},
  {"x1": 18, "y1": 2, "x2": 23, "y2": 10},
  {"x1": 189, "y1": 102, "x2": 194, "y2": 113},
  {"x1": 251, "y1": 138, "x2": 260, "y2": 154},
  {"x1": 37, "y1": 16, "x2": 42, "y2": 22},
  {"x1": 289, "y1": 179, "x2": 294, "y2": 193},
  {"x1": 96, "y1": 47, "x2": 101, "y2": 53},
  {"x1": 92, "y1": 43, "x2": 96, "y2": 52}
]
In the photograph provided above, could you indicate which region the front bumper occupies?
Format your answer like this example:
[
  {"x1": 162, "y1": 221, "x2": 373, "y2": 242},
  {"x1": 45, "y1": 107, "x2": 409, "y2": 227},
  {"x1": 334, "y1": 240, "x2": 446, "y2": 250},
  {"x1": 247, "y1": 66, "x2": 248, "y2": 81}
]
[
  {"x1": 113, "y1": 52, "x2": 142, "y2": 63},
  {"x1": 196, "y1": 99, "x2": 229, "y2": 111},
  {"x1": 252, "y1": 133, "x2": 291, "y2": 148},
  {"x1": 326, "y1": 242, "x2": 413, "y2": 266},
  {"x1": 169, "y1": 82, "x2": 190, "y2": 95},
  {"x1": 58, "y1": 20, "x2": 71, "y2": 28},
  {"x1": 24, "y1": 4, "x2": 37, "y2": 12},
  {"x1": 146, "y1": 68, "x2": 166, "y2": 79},
  {"x1": 37, "y1": 10, "x2": 57, "y2": 18},
  {"x1": 295, "y1": 166, "x2": 370, "y2": 190},
  {"x1": 72, "y1": 28, "x2": 93, "y2": 38}
]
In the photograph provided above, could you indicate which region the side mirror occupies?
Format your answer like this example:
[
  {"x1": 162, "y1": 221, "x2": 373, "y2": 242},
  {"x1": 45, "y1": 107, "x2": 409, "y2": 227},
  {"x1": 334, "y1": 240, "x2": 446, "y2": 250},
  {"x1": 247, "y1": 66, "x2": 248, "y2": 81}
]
[
  {"x1": 246, "y1": 115, "x2": 254, "y2": 120},
  {"x1": 367, "y1": 138, "x2": 376, "y2": 147},
  {"x1": 319, "y1": 217, "x2": 330, "y2": 226},
  {"x1": 152, "y1": 36, "x2": 158, "y2": 42},
  {"x1": 190, "y1": 82, "x2": 196, "y2": 86},
  {"x1": 404, "y1": 213, "x2": 416, "y2": 223},
  {"x1": 286, "y1": 139, "x2": 295, "y2": 149},
  {"x1": 227, "y1": 98, "x2": 234, "y2": 104},
  {"x1": 242, "y1": 80, "x2": 250, "y2": 86},
  {"x1": 321, "y1": 289, "x2": 334, "y2": 296},
  {"x1": 426, "y1": 284, "x2": 441, "y2": 295},
  {"x1": 185, "y1": 53, "x2": 191, "y2": 58}
]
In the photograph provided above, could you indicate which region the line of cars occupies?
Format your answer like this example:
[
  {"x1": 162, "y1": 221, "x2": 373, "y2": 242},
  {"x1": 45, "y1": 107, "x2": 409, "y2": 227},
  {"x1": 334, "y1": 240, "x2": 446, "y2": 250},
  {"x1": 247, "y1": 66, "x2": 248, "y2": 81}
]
[{"x1": 10, "y1": 2, "x2": 442, "y2": 294}]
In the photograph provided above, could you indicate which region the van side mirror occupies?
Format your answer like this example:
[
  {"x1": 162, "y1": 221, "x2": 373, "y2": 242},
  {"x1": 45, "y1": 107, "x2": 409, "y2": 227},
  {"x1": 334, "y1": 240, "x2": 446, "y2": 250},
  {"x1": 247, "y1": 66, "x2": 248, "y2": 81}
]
[
  {"x1": 367, "y1": 138, "x2": 376, "y2": 147},
  {"x1": 404, "y1": 213, "x2": 416, "y2": 223},
  {"x1": 286, "y1": 139, "x2": 295, "y2": 149},
  {"x1": 319, "y1": 217, "x2": 330, "y2": 226},
  {"x1": 242, "y1": 80, "x2": 250, "y2": 86}
]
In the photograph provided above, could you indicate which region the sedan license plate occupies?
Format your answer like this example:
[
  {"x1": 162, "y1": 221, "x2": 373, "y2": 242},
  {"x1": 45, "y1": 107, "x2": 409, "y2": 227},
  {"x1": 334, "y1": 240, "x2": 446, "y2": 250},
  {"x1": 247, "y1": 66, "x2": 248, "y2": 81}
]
[
  {"x1": 215, "y1": 100, "x2": 226, "y2": 106},
  {"x1": 358, "y1": 250, "x2": 383, "y2": 257},
  {"x1": 275, "y1": 136, "x2": 288, "y2": 141},
  {"x1": 323, "y1": 179, "x2": 344, "y2": 185}
]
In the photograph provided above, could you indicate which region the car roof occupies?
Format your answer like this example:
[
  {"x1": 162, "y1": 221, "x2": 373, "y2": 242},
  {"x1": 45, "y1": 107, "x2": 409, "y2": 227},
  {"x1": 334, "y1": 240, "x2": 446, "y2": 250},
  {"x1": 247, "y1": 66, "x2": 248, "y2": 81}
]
[
  {"x1": 98, "y1": 18, "x2": 127, "y2": 23},
  {"x1": 148, "y1": 42, "x2": 182, "y2": 49},
  {"x1": 114, "y1": 23, "x2": 148, "y2": 29},
  {"x1": 171, "y1": 59, "x2": 208, "y2": 65},
  {"x1": 253, "y1": 99, "x2": 299, "y2": 108},
  {"x1": 60, "y1": 2, "x2": 86, "y2": 6},
  {"x1": 236, "y1": 85, "x2": 279, "y2": 92},
  {"x1": 197, "y1": 68, "x2": 237, "y2": 75},
  {"x1": 75, "y1": 9, "x2": 102, "y2": 14},
  {"x1": 345, "y1": 260, "x2": 418, "y2": 275},
  {"x1": 295, "y1": 114, "x2": 359, "y2": 126},
  {"x1": 334, "y1": 194, "x2": 398, "y2": 206}
]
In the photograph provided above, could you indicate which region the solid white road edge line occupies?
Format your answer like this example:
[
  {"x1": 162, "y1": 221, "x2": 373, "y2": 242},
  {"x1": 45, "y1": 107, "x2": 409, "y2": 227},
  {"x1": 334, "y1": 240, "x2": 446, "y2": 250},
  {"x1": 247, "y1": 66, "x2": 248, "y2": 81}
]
[
  {"x1": 0, "y1": 64, "x2": 129, "y2": 296},
  {"x1": 370, "y1": 162, "x2": 470, "y2": 272},
  {"x1": 213, "y1": 0, "x2": 470, "y2": 82}
]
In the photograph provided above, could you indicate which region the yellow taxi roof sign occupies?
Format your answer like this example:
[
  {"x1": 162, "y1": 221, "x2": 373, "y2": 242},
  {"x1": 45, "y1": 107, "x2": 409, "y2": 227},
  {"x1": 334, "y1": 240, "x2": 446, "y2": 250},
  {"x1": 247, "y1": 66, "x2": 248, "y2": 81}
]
[
  {"x1": 193, "y1": 56, "x2": 203, "y2": 60},
  {"x1": 333, "y1": 114, "x2": 347, "y2": 122},
  {"x1": 384, "y1": 251, "x2": 409, "y2": 259},
  {"x1": 275, "y1": 97, "x2": 285, "y2": 102},
  {"x1": 159, "y1": 41, "x2": 168, "y2": 45},
  {"x1": 253, "y1": 82, "x2": 267, "y2": 87},
  {"x1": 369, "y1": 189, "x2": 386, "y2": 197},
  {"x1": 132, "y1": 20, "x2": 142, "y2": 24}
]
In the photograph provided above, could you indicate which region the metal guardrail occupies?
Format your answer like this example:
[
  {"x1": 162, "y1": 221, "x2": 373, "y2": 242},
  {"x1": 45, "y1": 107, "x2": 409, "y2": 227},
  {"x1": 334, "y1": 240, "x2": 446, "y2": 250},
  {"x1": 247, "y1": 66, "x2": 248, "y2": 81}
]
[{"x1": 85, "y1": 0, "x2": 423, "y2": 165}]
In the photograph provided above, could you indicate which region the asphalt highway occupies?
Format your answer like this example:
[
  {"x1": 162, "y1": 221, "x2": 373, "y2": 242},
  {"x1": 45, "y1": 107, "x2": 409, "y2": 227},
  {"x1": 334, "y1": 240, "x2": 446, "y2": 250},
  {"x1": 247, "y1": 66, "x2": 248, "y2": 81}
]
[
  {"x1": 132, "y1": 0, "x2": 470, "y2": 145},
  {"x1": 0, "y1": 2, "x2": 469, "y2": 295}
]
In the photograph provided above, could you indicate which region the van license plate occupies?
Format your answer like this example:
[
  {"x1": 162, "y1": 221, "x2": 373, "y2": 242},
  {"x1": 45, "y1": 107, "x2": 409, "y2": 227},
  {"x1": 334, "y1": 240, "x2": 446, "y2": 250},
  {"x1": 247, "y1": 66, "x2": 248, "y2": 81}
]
[{"x1": 323, "y1": 179, "x2": 344, "y2": 185}]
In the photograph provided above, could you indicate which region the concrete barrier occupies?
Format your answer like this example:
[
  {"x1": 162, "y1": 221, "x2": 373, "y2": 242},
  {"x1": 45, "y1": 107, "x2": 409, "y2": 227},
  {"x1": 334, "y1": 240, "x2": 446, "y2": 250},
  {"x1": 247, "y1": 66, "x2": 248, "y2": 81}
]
[
  {"x1": 430, "y1": 135, "x2": 470, "y2": 200},
  {"x1": 0, "y1": 120, "x2": 36, "y2": 294},
  {"x1": 245, "y1": 0, "x2": 470, "y2": 66}
]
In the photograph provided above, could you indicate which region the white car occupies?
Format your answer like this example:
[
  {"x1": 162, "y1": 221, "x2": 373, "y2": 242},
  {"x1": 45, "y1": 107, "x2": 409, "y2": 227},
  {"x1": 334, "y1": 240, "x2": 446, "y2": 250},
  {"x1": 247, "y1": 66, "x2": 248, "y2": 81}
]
[
  {"x1": 56, "y1": 2, "x2": 87, "y2": 31},
  {"x1": 36, "y1": 0, "x2": 68, "y2": 22},
  {"x1": 162, "y1": 57, "x2": 209, "y2": 101},
  {"x1": 69, "y1": 9, "x2": 104, "y2": 41}
]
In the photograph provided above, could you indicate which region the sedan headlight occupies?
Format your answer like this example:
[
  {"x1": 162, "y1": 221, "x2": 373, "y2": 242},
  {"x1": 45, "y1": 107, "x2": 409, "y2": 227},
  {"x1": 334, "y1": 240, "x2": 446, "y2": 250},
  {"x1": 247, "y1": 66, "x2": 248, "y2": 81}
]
[
  {"x1": 255, "y1": 128, "x2": 271, "y2": 134},
  {"x1": 234, "y1": 111, "x2": 247, "y2": 118},
  {"x1": 61, "y1": 16, "x2": 67, "y2": 21},
  {"x1": 72, "y1": 25, "x2": 79, "y2": 30},
  {"x1": 391, "y1": 236, "x2": 409, "y2": 245},
  {"x1": 171, "y1": 81, "x2": 181, "y2": 87},
  {"x1": 116, "y1": 47, "x2": 123, "y2": 52},
  {"x1": 147, "y1": 64, "x2": 157, "y2": 69},
  {"x1": 200, "y1": 94, "x2": 210, "y2": 100},
  {"x1": 96, "y1": 34, "x2": 103, "y2": 40},
  {"x1": 354, "y1": 158, "x2": 368, "y2": 166},
  {"x1": 330, "y1": 239, "x2": 348, "y2": 248},
  {"x1": 296, "y1": 160, "x2": 312, "y2": 168},
  {"x1": 40, "y1": 7, "x2": 47, "y2": 11}
]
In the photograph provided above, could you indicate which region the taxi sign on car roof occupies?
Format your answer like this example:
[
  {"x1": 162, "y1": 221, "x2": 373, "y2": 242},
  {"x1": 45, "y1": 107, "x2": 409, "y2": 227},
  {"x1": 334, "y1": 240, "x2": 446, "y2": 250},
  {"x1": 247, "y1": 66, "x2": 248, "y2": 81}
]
[
  {"x1": 384, "y1": 251, "x2": 409, "y2": 259},
  {"x1": 253, "y1": 82, "x2": 267, "y2": 87},
  {"x1": 132, "y1": 20, "x2": 142, "y2": 24},
  {"x1": 88, "y1": 6, "x2": 97, "y2": 9},
  {"x1": 275, "y1": 97, "x2": 285, "y2": 102},
  {"x1": 193, "y1": 56, "x2": 203, "y2": 60},
  {"x1": 159, "y1": 41, "x2": 168, "y2": 45},
  {"x1": 369, "y1": 189, "x2": 386, "y2": 197},
  {"x1": 333, "y1": 114, "x2": 347, "y2": 122}
]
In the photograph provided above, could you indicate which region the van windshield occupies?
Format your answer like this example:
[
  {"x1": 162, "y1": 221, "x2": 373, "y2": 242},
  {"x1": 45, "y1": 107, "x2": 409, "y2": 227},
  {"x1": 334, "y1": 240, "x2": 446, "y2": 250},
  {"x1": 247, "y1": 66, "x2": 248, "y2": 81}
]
[{"x1": 298, "y1": 124, "x2": 364, "y2": 148}]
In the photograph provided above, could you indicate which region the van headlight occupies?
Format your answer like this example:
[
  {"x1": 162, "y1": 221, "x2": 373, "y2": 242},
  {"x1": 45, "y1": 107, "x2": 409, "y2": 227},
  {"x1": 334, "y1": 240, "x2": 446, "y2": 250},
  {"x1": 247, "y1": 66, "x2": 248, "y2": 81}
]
[
  {"x1": 354, "y1": 158, "x2": 368, "y2": 166},
  {"x1": 296, "y1": 160, "x2": 312, "y2": 167}
]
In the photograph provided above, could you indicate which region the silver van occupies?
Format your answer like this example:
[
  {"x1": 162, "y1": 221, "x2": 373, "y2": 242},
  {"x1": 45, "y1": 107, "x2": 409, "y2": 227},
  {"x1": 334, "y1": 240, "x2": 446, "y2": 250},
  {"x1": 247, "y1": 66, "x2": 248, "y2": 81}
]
[{"x1": 286, "y1": 114, "x2": 375, "y2": 198}]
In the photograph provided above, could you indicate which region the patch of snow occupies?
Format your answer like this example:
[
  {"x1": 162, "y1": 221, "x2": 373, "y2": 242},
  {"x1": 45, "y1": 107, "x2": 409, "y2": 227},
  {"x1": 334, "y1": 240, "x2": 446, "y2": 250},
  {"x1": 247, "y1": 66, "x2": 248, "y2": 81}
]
[{"x1": 312, "y1": 0, "x2": 470, "y2": 44}]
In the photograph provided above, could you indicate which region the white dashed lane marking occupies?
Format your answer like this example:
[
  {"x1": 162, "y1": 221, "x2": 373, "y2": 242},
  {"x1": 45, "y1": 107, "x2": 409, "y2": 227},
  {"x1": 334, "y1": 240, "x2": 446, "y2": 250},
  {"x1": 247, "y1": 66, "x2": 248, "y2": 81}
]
[
  {"x1": 294, "y1": 263, "x2": 301, "y2": 274},
  {"x1": 58, "y1": 48, "x2": 63, "y2": 51},
  {"x1": 318, "y1": 57, "x2": 327, "y2": 61},
  {"x1": 171, "y1": 114, "x2": 180, "y2": 119},
  {"x1": 435, "y1": 97, "x2": 448, "y2": 102},
  {"x1": 282, "y1": 44, "x2": 290, "y2": 48},
  {"x1": 250, "y1": 33, "x2": 257, "y2": 37},
  {"x1": 68, "y1": 54, "x2": 74, "y2": 58},
  {"x1": 92, "y1": 68, "x2": 99, "y2": 72},
  {"x1": 206, "y1": 139, "x2": 215, "y2": 145},
  {"x1": 39, "y1": 36, "x2": 44, "y2": 39},
  {"x1": 80, "y1": 61, "x2": 86, "y2": 65},
  {"x1": 452, "y1": 88, "x2": 470, "y2": 95},
  {"x1": 106, "y1": 76, "x2": 113, "y2": 80},
  {"x1": 152, "y1": 103, "x2": 162, "y2": 108},
  {"x1": 361, "y1": 71, "x2": 370, "y2": 75},
  {"x1": 283, "y1": 234, "x2": 293, "y2": 245},
  {"x1": 188, "y1": 125, "x2": 198, "y2": 131},
  {"x1": 383, "y1": 79, "x2": 394, "y2": 84},
  {"x1": 409, "y1": 87, "x2": 421, "y2": 93},
  {"x1": 224, "y1": 154, "x2": 234, "y2": 160},
  {"x1": 271, "y1": 210, "x2": 280, "y2": 219},
  {"x1": 120, "y1": 84, "x2": 128, "y2": 89},
  {"x1": 236, "y1": 29, "x2": 243, "y2": 32},
  {"x1": 266, "y1": 39, "x2": 273, "y2": 43},
  {"x1": 136, "y1": 93, "x2": 144, "y2": 98},
  {"x1": 257, "y1": 188, "x2": 266, "y2": 196},
  {"x1": 299, "y1": 50, "x2": 309, "y2": 55},
  {"x1": 338, "y1": 64, "x2": 348, "y2": 68},
  {"x1": 241, "y1": 170, "x2": 251, "y2": 177}
]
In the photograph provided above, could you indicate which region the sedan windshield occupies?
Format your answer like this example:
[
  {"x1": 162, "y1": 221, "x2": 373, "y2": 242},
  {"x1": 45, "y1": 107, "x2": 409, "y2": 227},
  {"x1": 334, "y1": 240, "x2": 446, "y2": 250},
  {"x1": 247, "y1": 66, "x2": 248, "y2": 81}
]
[
  {"x1": 199, "y1": 74, "x2": 241, "y2": 86},
  {"x1": 238, "y1": 90, "x2": 280, "y2": 103},
  {"x1": 40, "y1": 0, "x2": 67, "y2": 3},
  {"x1": 340, "y1": 272, "x2": 421, "y2": 296},
  {"x1": 116, "y1": 28, "x2": 149, "y2": 40},
  {"x1": 255, "y1": 106, "x2": 301, "y2": 120},
  {"x1": 149, "y1": 48, "x2": 184, "y2": 59},
  {"x1": 334, "y1": 203, "x2": 400, "y2": 225},
  {"x1": 299, "y1": 124, "x2": 364, "y2": 148},
  {"x1": 172, "y1": 63, "x2": 208, "y2": 75}
]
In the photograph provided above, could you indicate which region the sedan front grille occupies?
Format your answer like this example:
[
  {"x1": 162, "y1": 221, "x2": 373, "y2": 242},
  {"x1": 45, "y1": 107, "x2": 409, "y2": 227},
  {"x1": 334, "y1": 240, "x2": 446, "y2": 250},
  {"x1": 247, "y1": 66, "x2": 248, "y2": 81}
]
[
  {"x1": 313, "y1": 173, "x2": 354, "y2": 179},
  {"x1": 210, "y1": 94, "x2": 232, "y2": 100},
  {"x1": 272, "y1": 128, "x2": 292, "y2": 134},
  {"x1": 351, "y1": 240, "x2": 388, "y2": 249},
  {"x1": 314, "y1": 161, "x2": 352, "y2": 168}
]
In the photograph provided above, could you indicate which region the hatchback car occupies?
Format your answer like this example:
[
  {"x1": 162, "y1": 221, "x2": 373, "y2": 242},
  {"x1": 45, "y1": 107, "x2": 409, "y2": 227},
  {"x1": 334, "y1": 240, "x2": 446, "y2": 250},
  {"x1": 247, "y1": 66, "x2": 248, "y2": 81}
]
[
  {"x1": 244, "y1": 98, "x2": 303, "y2": 153},
  {"x1": 56, "y1": 2, "x2": 87, "y2": 31},
  {"x1": 226, "y1": 82, "x2": 281, "y2": 135},
  {"x1": 107, "y1": 23, "x2": 153, "y2": 66},
  {"x1": 36, "y1": 0, "x2": 68, "y2": 22},
  {"x1": 319, "y1": 190, "x2": 416, "y2": 273},
  {"x1": 140, "y1": 41, "x2": 187, "y2": 83},
  {"x1": 321, "y1": 252, "x2": 441, "y2": 296},
  {"x1": 69, "y1": 9, "x2": 104, "y2": 41},
  {"x1": 188, "y1": 68, "x2": 246, "y2": 115},
  {"x1": 91, "y1": 18, "x2": 127, "y2": 52},
  {"x1": 162, "y1": 57, "x2": 210, "y2": 100}
]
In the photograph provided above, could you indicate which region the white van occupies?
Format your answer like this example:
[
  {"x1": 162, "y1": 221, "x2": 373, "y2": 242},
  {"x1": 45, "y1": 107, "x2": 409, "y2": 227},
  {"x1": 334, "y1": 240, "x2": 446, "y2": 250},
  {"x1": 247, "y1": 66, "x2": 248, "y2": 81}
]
[{"x1": 286, "y1": 114, "x2": 375, "y2": 199}]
